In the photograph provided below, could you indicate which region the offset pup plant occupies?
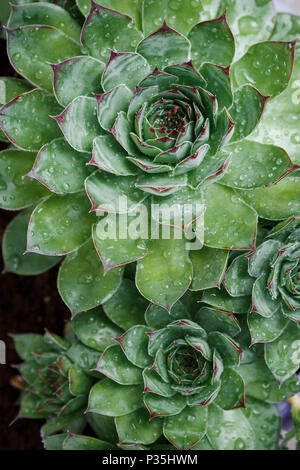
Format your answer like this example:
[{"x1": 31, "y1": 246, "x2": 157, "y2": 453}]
[
  {"x1": 0, "y1": 0, "x2": 300, "y2": 451},
  {"x1": 12, "y1": 286, "x2": 298, "y2": 450}
]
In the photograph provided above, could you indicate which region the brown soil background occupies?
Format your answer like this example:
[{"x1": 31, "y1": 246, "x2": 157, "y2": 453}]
[{"x1": 0, "y1": 37, "x2": 70, "y2": 450}]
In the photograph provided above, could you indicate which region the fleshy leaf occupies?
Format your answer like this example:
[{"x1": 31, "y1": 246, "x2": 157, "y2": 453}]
[
  {"x1": 8, "y1": 2, "x2": 81, "y2": 42},
  {"x1": 0, "y1": 149, "x2": 49, "y2": 209},
  {"x1": 202, "y1": 183, "x2": 257, "y2": 250},
  {"x1": 195, "y1": 306, "x2": 241, "y2": 338},
  {"x1": 90, "y1": 135, "x2": 137, "y2": 176},
  {"x1": 3, "y1": 209, "x2": 60, "y2": 276},
  {"x1": 252, "y1": 274, "x2": 282, "y2": 318},
  {"x1": 144, "y1": 392, "x2": 186, "y2": 419},
  {"x1": 265, "y1": 323, "x2": 300, "y2": 385},
  {"x1": 188, "y1": 13, "x2": 235, "y2": 68},
  {"x1": 52, "y1": 56, "x2": 105, "y2": 107},
  {"x1": 53, "y1": 96, "x2": 102, "y2": 152},
  {"x1": 63, "y1": 433, "x2": 114, "y2": 450},
  {"x1": 222, "y1": 141, "x2": 293, "y2": 189},
  {"x1": 224, "y1": 254, "x2": 254, "y2": 297},
  {"x1": 58, "y1": 240, "x2": 122, "y2": 314},
  {"x1": 248, "y1": 310, "x2": 289, "y2": 345},
  {"x1": 13, "y1": 333, "x2": 55, "y2": 362},
  {"x1": 103, "y1": 278, "x2": 148, "y2": 330},
  {"x1": 145, "y1": 301, "x2": 189, "y2": 330},
  {"x1": 231, "y1": 41, "x2": 295, "y2": 98},
  {"x1": 236, "y1": 176, "x2": 300, "y2": 220},
  {"x1": 200, "y1": 62, "x2": 233, "y2": 110},
  {"x1": 71, "y1": 308, "x2": 122, "y2": 352},
  {"x1": 116, "y1": 408, "x2": 163, "y2": 445},
  {"x1": 0, "y1": 89, "x2": 61, "y2": 151},
  {"x1": 27, "y1": 192, "x2": 95, "y2": 256},
  {"x1": 208, "y1": 331, "x2": 242, "y2": 367},
  {"x1": 69, "y1": 365, "x2": 94, "y2": 396},
  {"x1": 136, "y1": 237, "x2": 193, "y2": 311},
  {"x1": 88, "y1": 379, "x2": 143, "y2": 416},
  {"x1": 214, "y1": 368, "x2": 245, "y2": 410},
  {"x1": 238, "y1": 358, "x2": 299, "y2": 403},
  {"x1": 116, "y1": 325, "x2": 152, "y2": 368},
  {"x1": 242, "y1": 398, "x2": 280, "y2": 451},
  {"x1": 224, "y1": 0, "x2": 276, "y2": 60},
  {"x1": 202, "y1": 286, "x2": 251, "y2": 314},
  {"x1": 229, "y1": 85, "x2": 268, "y2": 141},
  {"x1": 28, "y1": 138, "x2": 91, "y2": 194},
  {"x1": 207, "y1": 404, "x2": 256, "y2": 450},
  {"x1": 85, "y1": 171, "x2": 146, "y2": 213},
  {"x1": 93, "y1": 218, "x2": 147, "y2": 274},
  {"x1": 6, "y1": 25, "x2": 82, "y2": 92},
  {"x1": 137, "y1": 22, "x2": 190, "y2": 70},
  {"x1": 190, "y1": 246, "x2": 228, "y2": 291},
  {"x1": 77, "y1": 0, "x2": 141, "y2": 26},
  {"x1": 163, "y1": 406, "x2": 207, "y2": 450},
  {"x1": 96, "y1": 84, "x2": 132, "y2": 131},
  {"x1": 81, "y1": 2, "x2": 143, "y2": 62},
  {"x1": 142, "y1": 0, "x2": 202, "y2": 36},
  {"x1": 96, "y1": 344, "x2": 143, "y2": 385},
  {"x1": 102, "y1": 52, "x2": 150, "y2": 92}
]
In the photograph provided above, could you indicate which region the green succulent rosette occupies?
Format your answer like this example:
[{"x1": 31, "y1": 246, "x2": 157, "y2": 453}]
[
  {"x1": 222, "y1": 217, "x2": 300, "y2": 386},
  {"x1": 1, "y1": 0, "x2": 300, "y2": 314},
  {"x1": 12, "y1": 283, "x2": 299, "y2": 450}
]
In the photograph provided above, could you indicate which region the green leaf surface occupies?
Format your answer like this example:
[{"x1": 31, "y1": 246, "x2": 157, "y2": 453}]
[
  {"x1": 202, "y1": 183, "x2": 257, "y2": 250},
  {"x1": 207, "y1": 404, "x2": 256, "y2": 450},
  {"x1": 3, "y1": 209, "x2": 60, "y2": 276},
  {"x1": 136, "y1": 237, "x2": 193, "y2": 311},
  {"x1": 118, "y1": 325, "x2": 152, "y2": 368},
  {"x1": 88, "y1": 379, "x2": 143, "y2": 416},
  {"x1": 7, "y1": 25, "x2": 82, "y2": 92},
  {"x1": 145, "y1": 301, "x2": 189, "y2": 330},
  {"x1": 202, "y1": 286, "x2": 251, "y2": 314},
  {"x1": 103, "y1": 278, "x2": 147, "y2": 330},
  {"x1": 163, "y1": 405, "x2": 207, "y2": 450},
  {"x1": 0, "y1": 149, "x2": 49, "y2": 210},
  {"x1": 81, "y1": 2, "x2": 143, "y2": 62},
  {"x1": 96, "y1": 344, "x2": 143, "y2": 385},
  {"x1": 0, "y1": 89, "x2": 61, "y2": 151},
  {"x1": 142, "y1": 0, "x2": 202, "y2": 36},
  {"x1": 63, "y1": 433, "x2": 114, "y2": 450},
  {"x1": 242, "y1": 397, "x2": 281, "y2": 451},
  {"x1": 58, "y1": 240, "x2": 123, "y2": 314},
  {"x1": 102, "y1": 52, "x2": 150, "y2": 92},
  {"x1": 67, "y1": 342, "x2": 100, "y2": 371},
  {"x1": 137, "y1": 23, "x2": 190, "y2": 70},
  {"x1": 144, "y1": 392, "x2": 186, "y2": 419},
  {"x1": 97, "y1": 84, "x2": 132, "y2": 131},
  {"x1": 214, "y1": 368, "x2": 245, "y2": 409},
  {"x1": 229, "y1": 85, "x2": 268, "y2": 142},
  {"x1": 13, "y1": 333, "x2": 54, "y2": 361},
  {"x1": 91, "y1": 135, "x2": 137, "y2": 176},
  {"x1": 224, "y1": 0, "x2": 276, "y2": 60},
  {"x1": 190, "y1": 246, "x2": 228, "y2": 291},
  {"x1": 194, "y1": 306, "x2": 241, "y2": 338},
  {"x1": 236, "y1": 176, "x2": 300, "y2": 220},
  {"x1": 116, "y1": 408, "x2": 163, "y2": 445},
  {"x1": 231, "y1": 41, "x2": 295, "y2": 98},
  {"x1": 54, "y1": 96, "x2": 102, "y2": 152},
  {"x1": 265, "y1": 323, "x2": 300, "y2": 384},
  {"x1": 69, "y1": 364, "x2": 94, "y2": 396},
  {"x1": 208, "y1": 331, "x2": 242, "y2": 367},
  {"x1": 8, "y1": 2, "x2": 81, "y2": 41},
  {"x1": 238, "y1": 358, "x2": 299, "y2": 403},
  {"x1": 71, "y1": 308, "x2": 123, "y2": 352},
  {"x1": 200, "y1": 62, "x2": 233, "y2": 110},
  {"x1": 222, "y1": 141, "x2": 293, "y2": 189},
  {"x1": 53, "y1": 56, "x2": 105, "y2": 107},
  {"x1": 224, "y1": 254, "x2": 254, "y2": 297},
  {"x1": 188, "y1": 13, "x2": 235, "y2": 68},
  {"x1": 29, "y1": 138, "x2": 91, "y2": 194},
  {"x1": 248, "y1": 309, "x2": 289, "y2": 345},
  {"x1": 27, "y1": 192, "x2": 95, "y2": 256}
]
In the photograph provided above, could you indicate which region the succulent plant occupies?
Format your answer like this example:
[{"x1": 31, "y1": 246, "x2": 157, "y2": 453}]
[
  {"x1": 222, "y1": 217, "x2": 300, "y2": 386},
  {"x1": 1, "y1": 0, "x2": 300, "y2": 315},
  {"x1": 12, "y1": 282, "x2": 300, "y2": 450}
]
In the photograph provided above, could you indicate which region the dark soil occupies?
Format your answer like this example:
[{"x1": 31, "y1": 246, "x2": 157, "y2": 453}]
[{"x1": 0, "y1": 38, "x2": 70, "y2": 450}]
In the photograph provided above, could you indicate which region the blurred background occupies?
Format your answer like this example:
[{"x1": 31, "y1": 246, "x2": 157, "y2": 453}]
[{"x1": 0, "y1": 0, "x2": 299, "y2": 451}]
